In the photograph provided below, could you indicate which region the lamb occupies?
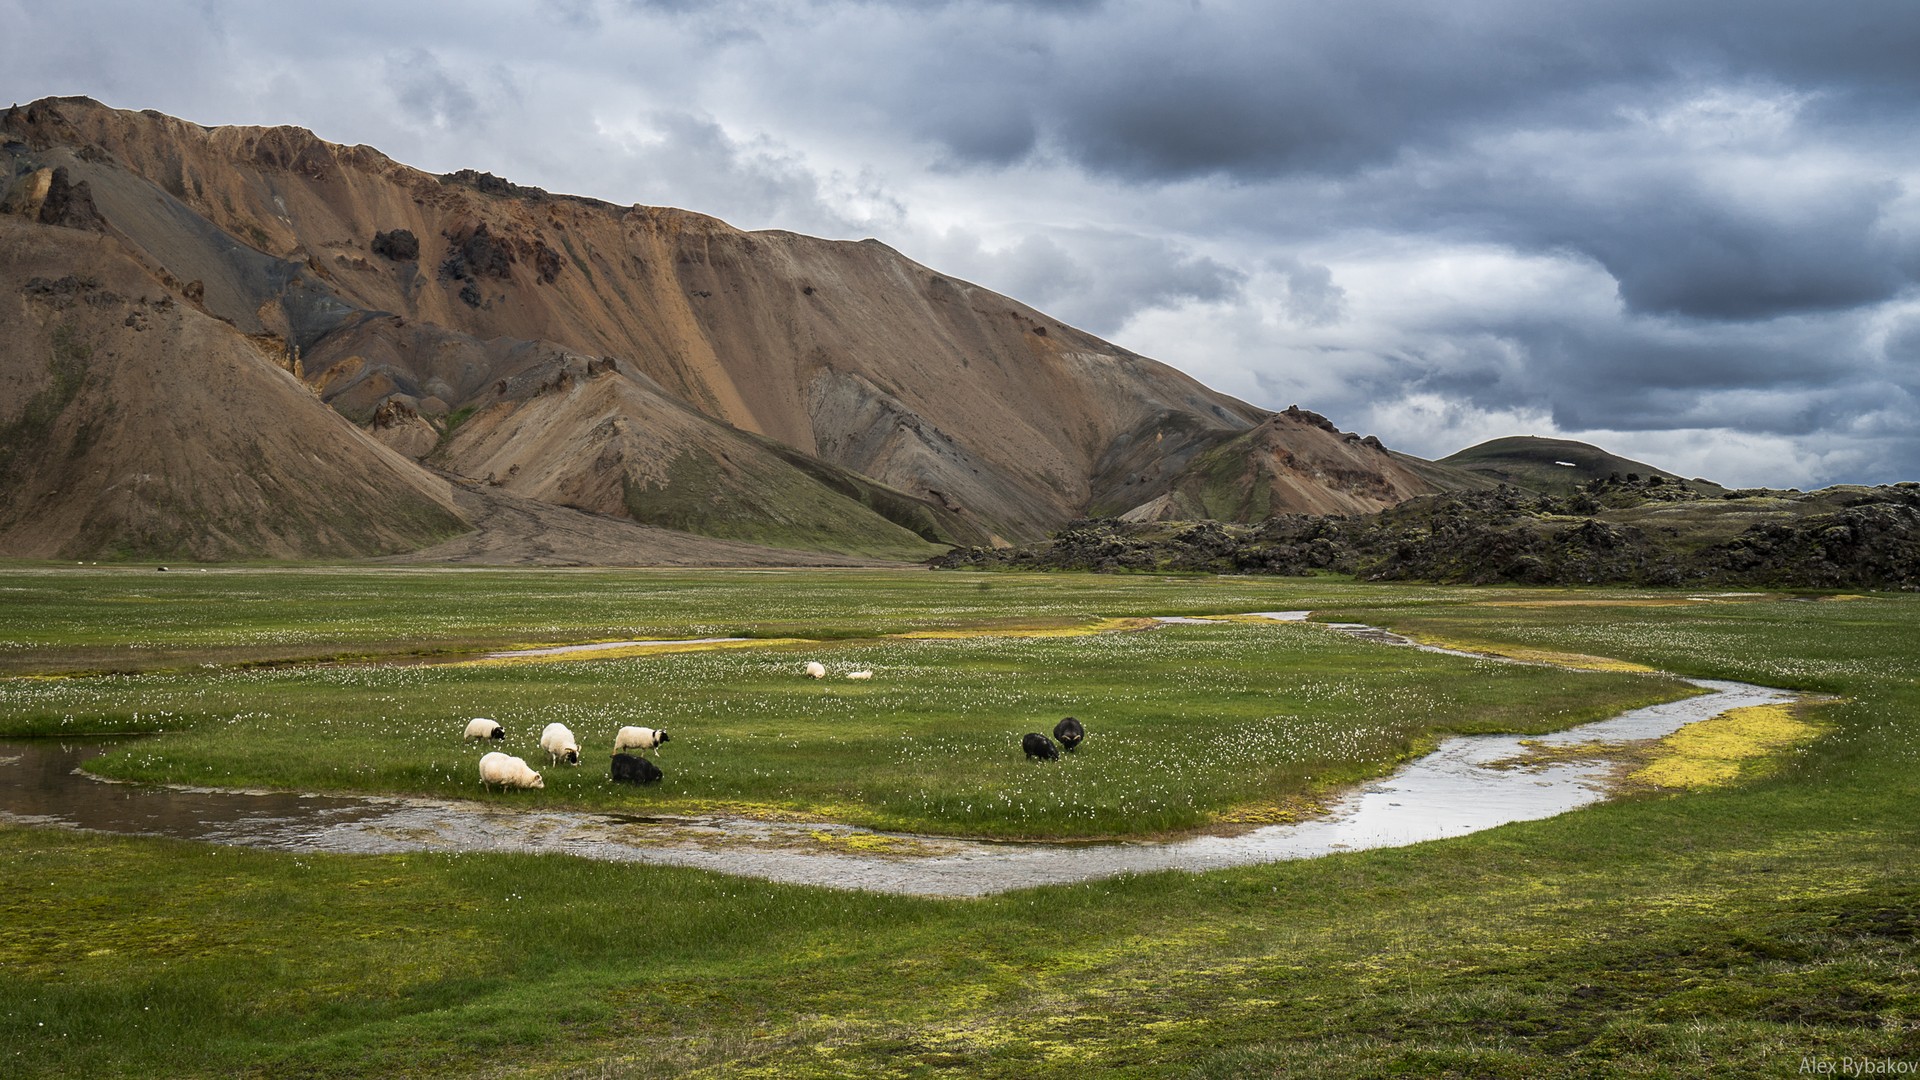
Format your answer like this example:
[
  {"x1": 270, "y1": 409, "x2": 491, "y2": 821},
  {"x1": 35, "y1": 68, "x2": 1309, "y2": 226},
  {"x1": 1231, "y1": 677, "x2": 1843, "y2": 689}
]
[
  {"x1": 1021, "y1": 732, "x2": 1060, "y2": 761},
  {"x1": 610, "y1": 752, "x2": 663, "y2": 785},
  {"x1": 478, "y1": 751, "x2": 544, "y2": 790},
  {"x1": 1052, "y1": 716, "x2": 1084, "y2": 753},
  {"x1": 539, "y1": 722, "x2": 581, "y2": 766},
  {"x1": 804, "y1": 661, "x2": 826, "y2": 679},
  {"x1": 463, "y1": 717, "x2": 505, "y2": 742},
  {"x1": 613, "y1": 725, "x2": 669, "y2": 755},
  {"x1": 847, "y1": 670, "x2": 873, "y2": 681}
]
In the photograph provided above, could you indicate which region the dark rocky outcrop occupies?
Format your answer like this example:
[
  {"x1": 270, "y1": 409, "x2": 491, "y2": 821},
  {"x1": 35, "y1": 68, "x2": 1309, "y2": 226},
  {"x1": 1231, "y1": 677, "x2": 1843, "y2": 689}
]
[
  {"x1": 371, "y1": 228, "x2": 419, "y2": 262},
  {"x1": 937, "y1": 484, "x2": 1920, "y2": 590},
  {"x1": 439, "y1": 222, "x2": 515, "y2": 283}
]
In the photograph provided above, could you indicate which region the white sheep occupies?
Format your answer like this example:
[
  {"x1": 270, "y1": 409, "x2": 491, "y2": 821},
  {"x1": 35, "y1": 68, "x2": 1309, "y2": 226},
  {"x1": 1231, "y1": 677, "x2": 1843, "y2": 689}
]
[
  {"x1": 478, "y1": 751, "x2": 544, "y2": 790},
  {"x1": 539, "y1": 722, "x2": 581, "y2": 766},
  {"x1": 804, "y1": 661, "x2": 826, "y2": 679},
  {"x1": 847, "y1": 670, "x2": 873, "y2": 681},
  {"x1": 613, "y1": 725, "x2": 670, "y2": 755},
  {"x1": 463, "y1": 717, "x2": 505, "y2": 742}
]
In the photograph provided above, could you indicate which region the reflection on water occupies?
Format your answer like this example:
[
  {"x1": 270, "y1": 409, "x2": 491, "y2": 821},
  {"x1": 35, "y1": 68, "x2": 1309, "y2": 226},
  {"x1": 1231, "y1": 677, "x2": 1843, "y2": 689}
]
[
  {"x1": 0, "y1": 618, "x2": 1801, "y2": 896},
  {"x1": 478, "y1": 637, "x2": 749, "y2": 660},
  {"x1": 0, "y1": 680, "x2": 1793, "y2": 896}
]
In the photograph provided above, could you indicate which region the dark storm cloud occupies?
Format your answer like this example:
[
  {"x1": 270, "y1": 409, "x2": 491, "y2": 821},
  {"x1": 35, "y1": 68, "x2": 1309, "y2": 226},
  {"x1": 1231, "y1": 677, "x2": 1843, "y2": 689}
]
[
  {"x1": 759, "y1": 0, "x2": 1920, "y2": 340},
  {"x1": 1292, "y1": 124, "x2": 1920, "y2": 322},
  {"x1": 861, "y1": 0, "x2": 1920, "y2": 182},
  {"x1": 1583, "y1": 198, "x2": 1909, "y2": 320}
]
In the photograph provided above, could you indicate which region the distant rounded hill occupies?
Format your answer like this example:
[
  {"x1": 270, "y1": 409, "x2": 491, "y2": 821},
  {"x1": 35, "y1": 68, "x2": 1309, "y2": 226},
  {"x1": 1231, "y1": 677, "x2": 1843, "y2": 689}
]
[{"x1": 1439, "y1": 436, "x2": 1722, "y2": 498}]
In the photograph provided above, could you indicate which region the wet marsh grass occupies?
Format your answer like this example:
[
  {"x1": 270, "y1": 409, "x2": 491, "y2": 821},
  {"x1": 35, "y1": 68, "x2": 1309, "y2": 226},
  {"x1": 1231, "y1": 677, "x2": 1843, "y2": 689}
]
[
  {"x1": 2, "y1": 571, "x2": 1917, "y2": 1076},
  {"x1": 0, "y1": 566, "x2": 1490, "y2": 675},
  {"x1": 0, "y1": 580, "x2": 1686, "y2": 838}
]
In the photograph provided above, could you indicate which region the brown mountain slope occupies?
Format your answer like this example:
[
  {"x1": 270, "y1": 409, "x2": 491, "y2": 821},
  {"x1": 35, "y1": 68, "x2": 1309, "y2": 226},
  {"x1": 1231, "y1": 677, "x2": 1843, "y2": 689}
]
[
  {"x1": 2, "y1": 97, "x2": 1266, "y2": 541},
  {"x1": 0, "y1": 217, "x2": 466, "y2": 560},
  {"x1": 1091, "y1": 406, "x2": 1493, "y2": 521}
]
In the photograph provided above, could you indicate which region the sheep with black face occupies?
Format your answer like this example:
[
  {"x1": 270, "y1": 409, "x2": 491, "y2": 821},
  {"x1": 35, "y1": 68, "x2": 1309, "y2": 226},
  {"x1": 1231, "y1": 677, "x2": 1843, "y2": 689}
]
[
  {"x1": 463, "y1": 717, "x2": 506, "y2": 742},
  {"x1": 539, "y1": 722, "x2": 581, "y2": 766},
  {"x1": 613, "y1": 726, "x2": 669, "y2": 756}
]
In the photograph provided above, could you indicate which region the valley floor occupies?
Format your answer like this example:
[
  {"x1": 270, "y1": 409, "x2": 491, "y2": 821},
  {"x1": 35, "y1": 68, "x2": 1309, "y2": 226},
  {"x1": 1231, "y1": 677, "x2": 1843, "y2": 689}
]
[{"x1": 0, "y1": 569, "x2": 1914, "y2": 1076}]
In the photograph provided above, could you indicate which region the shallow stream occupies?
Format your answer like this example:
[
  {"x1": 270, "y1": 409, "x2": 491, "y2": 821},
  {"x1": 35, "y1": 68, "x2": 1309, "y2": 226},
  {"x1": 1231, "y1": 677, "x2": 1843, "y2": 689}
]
[{"x1": 0, "y1": 618, "x2": 1799, "y2": 896}]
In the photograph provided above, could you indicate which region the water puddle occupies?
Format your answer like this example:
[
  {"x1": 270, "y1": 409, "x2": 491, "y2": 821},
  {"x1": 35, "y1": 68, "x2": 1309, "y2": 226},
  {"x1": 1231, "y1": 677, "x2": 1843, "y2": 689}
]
[
  {"x1": 477, "y1": 637, "x2": 750, "y2": 660},
  {"x1": 0, "y1": 612, "x2": 1800, "y2": 895}
]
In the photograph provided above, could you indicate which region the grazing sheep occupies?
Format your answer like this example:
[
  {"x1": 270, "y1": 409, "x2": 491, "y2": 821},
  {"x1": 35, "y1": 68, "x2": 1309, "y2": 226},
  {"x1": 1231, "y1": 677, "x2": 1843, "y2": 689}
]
[
  {"x1": 463, "y1": 717, "x2": 506, "y2": 742},
  {"x1": 610, "y1": 752, "x2": 663, "y2": 785},
  {"x1": 847, "y1": 670, "x2": 873, "y2": 681},
  {"x1": 478, "y1": 751, "x2": 544, "y2": 790},
  {"x1": 1053, "y1": 716, "x2": 1084, "y2": 753},
  {"x1": 804, "y1": 661, "x2": 826, "y2": 679},
  {"x1": 613, "y1": 725, "x2": 669, "y2": 755},
  {"x1": 539, "y1": 722, "x2": 581, "y2": 766},
  {"x1": 1022, "y1": 732, "x2": 1060, "y2": 761}
]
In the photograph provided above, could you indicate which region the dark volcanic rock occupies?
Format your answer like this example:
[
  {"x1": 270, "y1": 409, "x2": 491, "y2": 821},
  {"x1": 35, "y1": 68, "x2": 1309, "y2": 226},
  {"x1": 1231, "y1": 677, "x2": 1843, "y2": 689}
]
[
  {"x1": 936, "y1": 484, "x2": 1920, "y2": 590},
  {"x1": 371, "y1": 228, "x2": 419, "y2": 262},
  {"x1": 440, "y1": 223, "x2": 515, "y2": 283},
  {"x1": 36, "y1": 167, "x2": 105, "y2": 230}
]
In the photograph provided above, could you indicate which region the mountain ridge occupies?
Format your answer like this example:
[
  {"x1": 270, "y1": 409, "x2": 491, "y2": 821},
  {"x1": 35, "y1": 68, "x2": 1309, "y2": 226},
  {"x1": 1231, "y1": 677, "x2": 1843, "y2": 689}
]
[{"x1": 3, "y1": 96, "x2": 1489, "y2": 562}]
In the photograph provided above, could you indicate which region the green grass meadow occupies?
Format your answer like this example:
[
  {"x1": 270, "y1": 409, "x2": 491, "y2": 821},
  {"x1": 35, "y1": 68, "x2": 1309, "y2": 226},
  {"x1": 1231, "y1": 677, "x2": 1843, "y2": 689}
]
[{"x1": 1, "y1": 568, "x2": 1916, "y2": 1076}]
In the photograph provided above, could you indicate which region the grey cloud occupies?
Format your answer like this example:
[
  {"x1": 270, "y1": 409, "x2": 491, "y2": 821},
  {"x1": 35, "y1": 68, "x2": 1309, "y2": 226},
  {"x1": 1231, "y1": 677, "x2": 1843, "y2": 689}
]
[
  {"x1": 1270, "y1": 258, "x2": 1346, "y2": 327},
  {"x1": 1385, "y1": 154, "x2": 1920, "y2": 322},
  {"x1": 1354, "y1": 308, "x2": 1879, "y2": 439},
  {"x1": 385, "y1": 49, "x2": 482, "y2": 131},
  {"x1": 922, "y1": 2, "x2": 1920, "y2": 182},
  {"x1": 541, "y1": 0, "x2": 603, "y2": 29},
  {"x1": 971, "y1": 229, "x2": 1246, "y2": 335},
  {"x1": 593, "y1": 110, "x2": 906, "y2": 237},
  {"x1": 1563, "y1": 183, "x2": 1911, "y2": 321}
]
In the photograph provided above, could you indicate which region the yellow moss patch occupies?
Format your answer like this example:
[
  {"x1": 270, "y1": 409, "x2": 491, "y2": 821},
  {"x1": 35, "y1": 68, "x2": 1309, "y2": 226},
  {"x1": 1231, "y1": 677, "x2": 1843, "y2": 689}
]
[
  {"x1": 803, "y1": 829, "x2": 932, "y2": 855},
  {"x1": 893, "y1": 617, "x2": 1156, "y2": 640},
  {"x1": 1216, "y1": 794, "x2": 1329, "y2": 826},
  {"x1": 447, "y1": 637, "x2": 810, "y2": 668},
  {"x1": 1630, "y1": 703, "x2": 1822, "y2": 790},
  {"x1": 1413, "y1": 635, "x2": 1659, "y2": 673},
  {"x1": 676, "y1": 799, "x2": 830, "y2": 823},
  {"x1": 1486, "y1": 739, "x2": 1624, "y2": 771}
]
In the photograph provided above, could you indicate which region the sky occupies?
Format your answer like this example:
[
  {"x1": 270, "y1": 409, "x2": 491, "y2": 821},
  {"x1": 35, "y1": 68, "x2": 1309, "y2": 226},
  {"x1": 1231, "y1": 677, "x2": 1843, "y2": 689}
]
[{"x1": 6, "y1": 0, "x2": 1919, "y2": 488}]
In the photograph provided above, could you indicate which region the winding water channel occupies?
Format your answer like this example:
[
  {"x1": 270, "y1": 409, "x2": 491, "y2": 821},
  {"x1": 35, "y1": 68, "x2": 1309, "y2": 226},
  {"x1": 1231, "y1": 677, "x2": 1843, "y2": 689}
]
[{"x1": 0, "y1": 618, "x2": 1800, "y2": 896}]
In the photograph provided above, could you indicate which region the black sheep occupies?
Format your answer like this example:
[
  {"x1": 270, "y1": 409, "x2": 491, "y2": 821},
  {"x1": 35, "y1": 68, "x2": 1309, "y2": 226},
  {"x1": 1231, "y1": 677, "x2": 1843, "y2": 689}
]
[
  {"x1": 1053, "y1": 716, "x2": 1084, "y2": 753},
  {"x1": 610, "y1": 752, "x2": 664, "y2": 785},
  {"x1": 1021, "y1": 732, "x2": 1060, "y2": 761}
]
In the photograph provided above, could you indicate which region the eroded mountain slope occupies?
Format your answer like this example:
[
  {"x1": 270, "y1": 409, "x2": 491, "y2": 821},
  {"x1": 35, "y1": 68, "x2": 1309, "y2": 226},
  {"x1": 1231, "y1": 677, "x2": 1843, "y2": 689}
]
[
  {"x1": 3, "y1": 98, "x2": 1271, "y2": 540},
  {"x1": 0, "y1": 217, "x2": 466, "y2": 560}
]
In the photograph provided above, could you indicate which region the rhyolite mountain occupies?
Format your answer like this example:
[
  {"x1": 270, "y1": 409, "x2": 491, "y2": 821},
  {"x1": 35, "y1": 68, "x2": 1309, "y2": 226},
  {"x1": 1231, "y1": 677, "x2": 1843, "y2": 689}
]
[{"x1": 2, "y1": 96, "x2": 1484, "y2": 563}]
